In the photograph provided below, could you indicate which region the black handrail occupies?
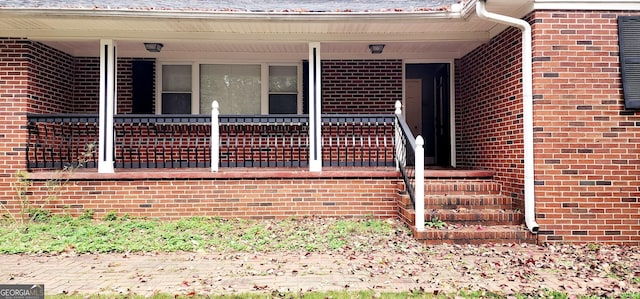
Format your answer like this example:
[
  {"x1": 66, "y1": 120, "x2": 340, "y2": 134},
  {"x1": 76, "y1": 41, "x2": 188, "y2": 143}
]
[{"x1": 395, "y1": 115, "x2": 417, "y2": 206}]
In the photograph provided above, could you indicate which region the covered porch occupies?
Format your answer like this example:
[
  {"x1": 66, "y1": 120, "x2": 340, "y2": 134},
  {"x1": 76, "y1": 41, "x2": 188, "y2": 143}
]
[
  {"x1": 0, "y1": 0, "x2": 538, "y2": 243},
  {"x1": 3, "y1": 0, "x2": 533, "y2": 176},
  {"x1": 5, "y1": 1, "x2": 533, "y2": 174}
]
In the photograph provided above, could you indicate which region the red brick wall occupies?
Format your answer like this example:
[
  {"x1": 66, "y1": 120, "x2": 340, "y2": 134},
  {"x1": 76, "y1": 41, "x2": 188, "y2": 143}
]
[
  {"x1": 322, "y1": 60, "x2": 403, "y2": 114},
  {"x1": 0, "y1": 39, "x2": 38, "y2": 213},
  {"x1": 0, "y1": 43, "x2": 146, "y2": 115},
  {"x1": 27, "y1": 176, "x2": 398, "y2": 220},
  {"x1": 0, "y1": 39, "x2": 74, "y2": 115},
  {"x1": 457, "y1": 11, "x2": 640, "y2": 244},
  {"x1": 28, "y1": 42, "x2": 74, "y2": 114},
  {"x1": 72, "y1": 57, "x2": 99, "y2": 113},
  {"x1": 532, "y1": 11, "x2": 640, "y2": 244},
  {"x1": 455, "y1": 26, "x2": 526, "y2": 212},
  {"x1": 73, "y1": 57, "x2": 147, "y2": 114}
]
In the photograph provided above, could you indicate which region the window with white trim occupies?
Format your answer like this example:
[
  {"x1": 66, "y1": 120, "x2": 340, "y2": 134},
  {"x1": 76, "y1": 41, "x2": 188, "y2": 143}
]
[
  {"x1": 269, "y1": 65, "x2": 298, "y2": 114},
  {"x1": 161, "y1": 65, "x2": 192, "y2": 114},
  {"x1": 159, "y1": 63, "x2": 300, "y2": 115}
]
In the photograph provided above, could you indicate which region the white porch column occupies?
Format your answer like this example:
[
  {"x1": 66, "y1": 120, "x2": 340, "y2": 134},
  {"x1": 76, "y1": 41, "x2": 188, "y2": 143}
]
[
  {"x1": 394, "y1": 100, "x2": 402, "y2": 171},
  {"x1": 415, "y1": 136, "x2": 425, "y2": 232},
  {"x1": 98, "y1": 39, "x2": 116, "y2": 173},
  {"x1": 211, "y1": 101, "x2": 220, "y2": 172},
  {"x1": 308, "y1": 42, "x2": 322, "y2": 172}
]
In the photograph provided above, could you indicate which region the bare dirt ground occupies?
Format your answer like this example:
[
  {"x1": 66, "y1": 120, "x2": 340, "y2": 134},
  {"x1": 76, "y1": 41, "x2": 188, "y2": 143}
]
[{"x1": 1, "y1": 219, "x2": 639, "y2": 297}]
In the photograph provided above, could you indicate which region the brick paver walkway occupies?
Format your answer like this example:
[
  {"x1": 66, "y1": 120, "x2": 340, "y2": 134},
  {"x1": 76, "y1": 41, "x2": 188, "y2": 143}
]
[
  {"x1": 1, "y1": 245, "x2": 638, "y2": 297},
  {"x1": 1, "y1": 252, "x2": 425, "y2": 297}
]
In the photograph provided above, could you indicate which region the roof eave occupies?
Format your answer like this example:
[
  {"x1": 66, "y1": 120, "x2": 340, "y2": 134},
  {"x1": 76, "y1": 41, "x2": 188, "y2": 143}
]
[{"x1": 0, "y1": 7, "x2": 473, "y2": 21}]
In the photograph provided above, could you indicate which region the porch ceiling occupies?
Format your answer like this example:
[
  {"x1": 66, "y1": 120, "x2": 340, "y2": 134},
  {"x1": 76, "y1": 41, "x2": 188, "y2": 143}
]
[{"x1": 0, "y1": 0, "x2": 533, "y2": 60}]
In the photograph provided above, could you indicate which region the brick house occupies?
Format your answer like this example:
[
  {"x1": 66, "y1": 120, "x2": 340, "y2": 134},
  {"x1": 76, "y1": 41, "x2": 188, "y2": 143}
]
[{"x1": 0, "y1": 0, "x2": 639, "y2": 245}]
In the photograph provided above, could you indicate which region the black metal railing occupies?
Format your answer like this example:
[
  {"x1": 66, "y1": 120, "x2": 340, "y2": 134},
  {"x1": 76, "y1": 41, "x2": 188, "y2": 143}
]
[
  {"x1": 395, "y1": 114, "x2": 417, "y2": 205},
  {"x1": 219, "y1": 115, "x2": 309, "y2": 167},
  {"x1": 114, "y1": 115, "x2": 211, "y2": 168},
  {"x1": 26, "y1": 113, "x2": 396, "y2": 170},
  {"x1": 26, "y1": 114, "x2": 99, "y2": 169},
  {"x1": 322, "y1": 115, "x2": 395, "y2": 167}
]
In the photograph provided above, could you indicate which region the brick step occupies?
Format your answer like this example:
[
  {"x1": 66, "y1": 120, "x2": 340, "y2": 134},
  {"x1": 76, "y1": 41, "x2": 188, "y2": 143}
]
[
  {"x1": 397, "y1": 193, "x2": 413, "y2": 226},
  {"x1": 423, "y1": 180, "x2": 503, "y2": 196},
  {"x1": 397, "y1": 192, "x2": 412, "y2": 208},
  {"x1": 410, "y1": 225, "x2": 537, "y2": 245},
  {"x1": 429, "y1": 209, "x2": 523, "y2": 226},
  {"x1": 398, "y1": 193, "x2": 513, "y2": 210},
  {"x1": 424, "y1": 195, "x2": 513, "y2": 210},
  {"x1": 395, "y1": 178, "x2": 536, "y2": 245},
  {"x1": 403, "y1": 209, "x2": 523, "y2": 227},
  {"x1": 397, "y1": 180, "x2": 503, "y2": 196}
]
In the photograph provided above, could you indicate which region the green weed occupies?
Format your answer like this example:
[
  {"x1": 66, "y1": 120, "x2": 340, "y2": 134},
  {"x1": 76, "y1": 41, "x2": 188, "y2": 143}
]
[
  {"x1": 5, "y1": 143, "x2": 96, "y2": 224},
  {"x1": 101, "y1": 210, "x2": 118, "y2": 221},
  {"x1": 0, "y1": 216, "x2": 396, "y2": 254},
  {"x1": 425, "y1": 216, "x2": 447, "y2": 229},
  {"x1": 79, "y1": 209, "x2": 95, "y2": 220}
]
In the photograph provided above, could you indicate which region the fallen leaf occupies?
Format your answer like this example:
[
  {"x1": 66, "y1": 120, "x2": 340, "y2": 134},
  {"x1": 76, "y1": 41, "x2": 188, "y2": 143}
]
[{"x1": 253, "y1": 284, "x2": 268, "y2": 290}]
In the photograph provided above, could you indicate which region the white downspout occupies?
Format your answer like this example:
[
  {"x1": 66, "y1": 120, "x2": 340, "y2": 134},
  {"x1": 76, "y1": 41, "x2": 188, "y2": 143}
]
[{"x1": 476, "y1": 0, "x2": 539, "y2": 233}]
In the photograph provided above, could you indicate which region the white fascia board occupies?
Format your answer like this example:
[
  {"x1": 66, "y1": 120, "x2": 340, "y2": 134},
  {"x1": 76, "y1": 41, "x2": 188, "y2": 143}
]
[
  {"x1": 0, "y1": 8, "x2": 467, "y2": 21},
  {"x1": 0, "y1": 29, "x2": 491, "y2": 43},
  {"x1": 534, "y1": 0, "x2": 640, "y2": 10}
]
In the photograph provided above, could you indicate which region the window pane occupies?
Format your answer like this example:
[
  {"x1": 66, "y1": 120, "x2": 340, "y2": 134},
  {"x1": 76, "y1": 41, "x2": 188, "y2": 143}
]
[
  {"x1": 200, "y1": 64, "x2": 261, "y2": 114},
  {"x1": 269, "y1": 66, "x2": 297, "y2": 92},
  {"x1": 269, "y1": 94, "x2": 297, "y2": 114},
  {"x1": 162, "y1": 65, "x2": 192, "y2": 92},
  {"x1": 162, "y1": 93, "x2": 192, "y2": 114}
]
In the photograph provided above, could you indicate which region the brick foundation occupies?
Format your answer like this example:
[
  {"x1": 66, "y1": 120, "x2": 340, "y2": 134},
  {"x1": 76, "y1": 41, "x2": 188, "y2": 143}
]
[{"x1": 21, "y1": 170, "x2": 400, "y2": 220}]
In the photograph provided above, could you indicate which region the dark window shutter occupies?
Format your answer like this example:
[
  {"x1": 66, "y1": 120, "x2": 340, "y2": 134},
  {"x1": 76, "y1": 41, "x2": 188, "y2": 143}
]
[
  {"x1": 131, "y1": 60, "x2": 155, "y2": 114},
  {"x1": 302, "y1": 60, "x2": 309, "y2": 114},
  {"x1": 618, "y1": 16, "x2": 640, "y2": 109}
]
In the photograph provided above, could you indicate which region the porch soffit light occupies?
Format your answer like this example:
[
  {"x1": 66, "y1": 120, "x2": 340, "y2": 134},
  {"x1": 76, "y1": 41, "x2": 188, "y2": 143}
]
[
  {"x1": 144, "y1": 43, "x2": 163, "y2": 52},
  {"x1": 369, "y1": 44, "x2": 385, "y2": 54}
]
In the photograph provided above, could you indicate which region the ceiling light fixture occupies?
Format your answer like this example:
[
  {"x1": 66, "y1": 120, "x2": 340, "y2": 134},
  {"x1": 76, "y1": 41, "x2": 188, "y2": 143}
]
[
  {"x1": 144, "y1": 43, "x2": 164, "y2": 53},
  {"x1": 369, "y1": 44, "x2": 385, "y2": 54}
]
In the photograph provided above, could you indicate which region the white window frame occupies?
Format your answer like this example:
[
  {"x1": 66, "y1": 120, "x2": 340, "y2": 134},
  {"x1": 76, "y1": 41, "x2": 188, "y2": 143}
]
[
  {"x1": 156, "y1": 62, "x2": 199, "y2": 115},
  {"x1": 264, "y1": 63, "x2": 303, "y2": 115},
  {"x1": 157, "y1": 61, "x2": 302, "y2": 115}
]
